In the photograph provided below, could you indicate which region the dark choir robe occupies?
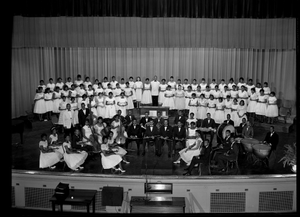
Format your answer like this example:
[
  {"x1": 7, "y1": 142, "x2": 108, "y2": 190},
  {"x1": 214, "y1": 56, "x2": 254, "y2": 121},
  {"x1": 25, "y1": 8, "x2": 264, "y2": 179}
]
[
  {"x1": 158, "y1": 125, "x2": 173, "y2": 156},
  {"x1": 125, "y1": 124, "x2": 142, "y2": 154},
  {"x1": 142, "y1": 125, "x2": 159, "y2": 155}
]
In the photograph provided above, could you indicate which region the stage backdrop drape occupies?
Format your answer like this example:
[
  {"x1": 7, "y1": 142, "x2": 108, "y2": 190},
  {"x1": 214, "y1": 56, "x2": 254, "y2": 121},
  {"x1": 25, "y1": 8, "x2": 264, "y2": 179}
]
[
  {"x1": 11, "y1": 47, "x2": 296, "y2": 118},
  {"x1": 12, "y1": 16, "x2": 296, "y2": 49}
]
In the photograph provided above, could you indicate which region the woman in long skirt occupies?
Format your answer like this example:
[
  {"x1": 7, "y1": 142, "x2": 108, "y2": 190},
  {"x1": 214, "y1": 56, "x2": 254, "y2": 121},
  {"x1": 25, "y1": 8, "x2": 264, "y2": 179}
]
[
  {"x1": 255, "y1": 89, "x2": 268, "y2": 123},
  {"x1": 231, "y1": 98, "x2": 239, "y2": 127},
  {"x1": 62, "y1": 135, "x2": 88, "y2": 171},
  {"x1": 174, "y1": 85, "x2": 186, "y2": 111},
  {"x1": 39, "y1": 133, "x2": 62, "y2": 169},
  {"x1": 117, "y1": 92, "x2": 128, "y2": 116},
  {"x1": 129, "y1": 77, "x2": 137, "y2": 102},
  {"x1": 141, "y1": 78, "x2": 152, "y2": 105},
  {"x1": 266, "y1": 92, "x2": 279, "y2": 124},
  {"x1": 88, "y1": 95, "x2": 98, "y2": 118},
  {"x1": 70, "y1": 97, "x2": 79, "y2": 126},
  {"x1": 34, "y1": 87, "x2": 47, "y2": 121},
  {"x1": 236, "y1": 100, "x2": 248, "y2": 126},
  {"x1": 162, "y1": 85, "x2": 175, "y2": 110},
  {"x1": 124, "y1": 82, "x2": 134, "y2": 110},
  {"x1": 174, "y1": 129, "x2": 203, "y2": 166},
  {"x1": 58, "y1": 96, "x2": 68, "y2": 126},
  {"x1": 206, "y1": 95, "x2": 216, "y2": 120},
  {"x1": 105, "y1": 92, "x2": 117, "y2": 119},
  {"x1": 224, "y1": 95, "x2": 232, "y2": 118},
  {"x1": 44, "y1": 88, "x2": 53, "y2": 121},
  {"x1": 197, "y1": 94, "x2": 207, "y2": 120},
  {"x1": 214, "y1": 97, "x2": 225, "y2": 124},
  {"x1": 158, "y1": 79, "x2": 168, "y2": 105},
  {"x1": 188, "y1": 93, "x2": 198, "y2": 118},
  {"x1": 247, "y1": 88, "x2": 258, "y2": 119},
  {"x1": 134, "y1": 77, "x2": 143, "y2": 107},
  {"x1": 95, "y1": 92, "x2": 106, "y2": 118}
]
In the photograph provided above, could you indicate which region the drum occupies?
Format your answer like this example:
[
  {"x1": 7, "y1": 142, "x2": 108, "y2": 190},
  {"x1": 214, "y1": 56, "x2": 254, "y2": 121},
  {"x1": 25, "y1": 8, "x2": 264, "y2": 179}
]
[
  {"x1": 253, "y1": 144, "x2": 271, "y2": 159},
  {"x1": 216, "y1": 123, "x2": 235, "y2": 140},
  {"x1": 241, "y1": 138, "x2": 260, "y2": 153}
]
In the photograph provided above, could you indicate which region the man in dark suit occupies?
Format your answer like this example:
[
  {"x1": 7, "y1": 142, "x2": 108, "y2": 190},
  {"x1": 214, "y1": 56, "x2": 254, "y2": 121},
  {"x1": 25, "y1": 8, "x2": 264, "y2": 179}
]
[
  {"x1": 223, "y1": 114, "x2": 234, "y2": 126},
  {"x1": 183, "y1": 139, "x2": 211, "y2": 175},
  {"x1": 172, "y1": 120, "x2": 186, "y2": 155},
  {"x1": 173, "y1": 110, "x2": 187, "y2": 126},
  {"x1": 124, "y1": 109, "x2": 136, "y2": 128},
  {"x1": 200, "y1": 113, "x2": 216, "y2": 146},
  {"x1": 153, "y1": 111, "x2": 165, "y2": 130},
  {"x1": 78, "y1": 103, "x2": 90, "y2": 129},
  {"x1": 125, "y1": 119, "x2": 143, "y2": 155},
  {"x1": 139, "y1": 112, "x2": 153, "y2": 135},
  {"x1": 214, "y1": 137, "x2": 239, "y2": 172},
  {"x1": 158, "y1": 119, "x2": 173, "y2": 158},
  {"x1": 142, "y1": 120, "x2": 159, "y2": 156},
  {"x1": 263, "y1": 126, "x2": 279, "y2": 155}
]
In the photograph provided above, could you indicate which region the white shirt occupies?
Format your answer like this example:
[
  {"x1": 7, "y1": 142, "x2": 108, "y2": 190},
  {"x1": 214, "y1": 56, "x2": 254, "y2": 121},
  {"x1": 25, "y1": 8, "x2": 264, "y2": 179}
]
[{"x1": 150, "y1": 80, "x2": 160, "y2": 96}]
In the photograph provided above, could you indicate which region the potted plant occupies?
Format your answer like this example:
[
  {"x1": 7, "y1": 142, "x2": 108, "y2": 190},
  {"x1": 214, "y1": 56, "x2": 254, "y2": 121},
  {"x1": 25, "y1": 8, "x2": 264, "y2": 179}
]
[{"x1": 278, "y1": 143, "x2": 296, "y2": 173}]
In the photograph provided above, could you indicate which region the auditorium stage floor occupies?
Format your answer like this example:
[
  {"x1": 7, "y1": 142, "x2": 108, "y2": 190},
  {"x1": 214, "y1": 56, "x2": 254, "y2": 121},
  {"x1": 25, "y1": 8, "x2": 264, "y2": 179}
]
[{"x1": 11, "y1": 109, "x2": 296, "y2": 176}]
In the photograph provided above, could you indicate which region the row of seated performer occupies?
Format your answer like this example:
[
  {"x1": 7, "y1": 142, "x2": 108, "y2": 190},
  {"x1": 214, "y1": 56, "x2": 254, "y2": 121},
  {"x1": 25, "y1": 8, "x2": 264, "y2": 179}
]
[{"x1": 40, "y1": 107, "x2": 279, "y2": 174}]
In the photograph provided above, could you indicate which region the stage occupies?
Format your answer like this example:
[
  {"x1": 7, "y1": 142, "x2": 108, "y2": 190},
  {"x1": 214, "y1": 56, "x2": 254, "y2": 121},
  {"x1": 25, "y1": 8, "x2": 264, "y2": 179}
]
[{"x1": 11, "y1": 109, "x2": 296, "y2": 176}]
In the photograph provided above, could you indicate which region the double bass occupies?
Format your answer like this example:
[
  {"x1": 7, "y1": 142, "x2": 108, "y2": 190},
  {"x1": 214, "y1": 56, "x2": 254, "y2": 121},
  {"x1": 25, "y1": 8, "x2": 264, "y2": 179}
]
[{"x1": 115, "y1": 119, "x2": 127, "y2": 145}]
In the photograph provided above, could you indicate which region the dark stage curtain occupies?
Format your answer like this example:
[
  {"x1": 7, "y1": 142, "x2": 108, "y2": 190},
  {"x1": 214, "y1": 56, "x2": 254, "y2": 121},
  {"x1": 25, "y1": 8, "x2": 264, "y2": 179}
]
[{"x1": 12, "y1": 0, "x2": 296, "y2": 18}]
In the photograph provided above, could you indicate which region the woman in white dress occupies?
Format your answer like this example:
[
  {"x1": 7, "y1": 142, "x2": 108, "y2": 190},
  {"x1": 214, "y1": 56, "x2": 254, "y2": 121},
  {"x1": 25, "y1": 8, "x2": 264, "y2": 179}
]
[
  {"x1": 207, "y1": 95, "x2": 216, "y2": 119},
  {"x1": 44, "y1": 88, "x2": 53, "y2": 121},
  {"x1": 129, "y1": 77, "x2": 137, "y2": 102},
  {"x1": 191, "y1": 79, "x2": 198, "y2": 92},
  {"x1": 230, "y1": 85, "x2": 239, "y2": 101},
  {"x1": 70, "y1": 97, "x2": 79, "y2": 126},
  {"x1": 124, "y1": 82, "x2": 134, "y2": 110},
  {"x1": 117, "y1": 92, "x2": 128, "y2": 116},
  {"x1": 92, "y1": 79, "x2": 99, "y2": 91},
  {"x1": 105, "y1": 92, "x2": 117, "y2": 119},
  {"x1": 197, "y1": 94, "x2": 207, "y2": 120},
  {"x1": 263, "y1": 82, "x2": 271, "y2": 99},
  {"x1": 195, "y1": 86, "x2": 202, "y2": 98},
  {"x1": 57, "y1": 96, "x2": 68, "y2": 126},
  {"x1": 222, "y1": 86, "x2": 231, "y2": 100},
  {"x1": 203, "y1": 85, "x2": 211, "y2": 100},
  {"x1": 255, "y1": 89, "x2": 268, "y2": 123},
  {"x1": 167, "y1": 76, "x2": 177, "y2": 94},
  {"x1": 186, "y1": 113, "x2": 198, "y2": 128},
  {"x1": 48, "y1": 126, "x2": 64, "y2": 156},
  {"x1": 94, "y1": 83, "x2": 104, "y2": 96},
  {"x1": 158, "y1": 79, "x2": 168, "y2": 105},
  {"x1": 214, "y1": 97, "x2": 225, "y2": 124},
  {"x1": 224, "y1": 95, "x2": 232, "y2": 118},
  {"x1": 266, "y1": 92, "x2": 279, "y2": 124},
  {"x1": 231, "y1": 98, "x2": 239, "y2": 127},
  {"x1": 199, "y1": 78, "x2": 207, "y2": 92},
  {"x1": 82, "y1": 119, "x2": 97, "y2": 151},
  {"x1": 88, "y1": 95, "x2": 98, "y2": 118},
  {"x1": 107, "y1": 131, "x2": 128, "y2": 160},
  {"x1": 34, "y1": 87, "x2": 46, "y2": 121},
  {"x1": 227, "y1": 78, "x2": 236, "y2": 91},
  {"x1": 238, "y1": 85, "x2": 249, "y2": 105},
  {"x1": 247, "y1": 88, "x2": 258, "y2": 119},
  {"x1": 61, "y1": 85, "x2": 70, "y2": 103},
  {"x1": 93, "y1": 116, "x2": 106, "y2": 145},
  {"x1": 174, "y1": 128, "x2": 202, "y2": 166},
  {"x1": 46, "y1": 78, "x2": 55, "y2": 92},
  {"x1": 95, "y1": 92, "x2": 106, "y2": 118},
  {"x1": 62, "y1": 134, "x2": 88, "y2": 171},
  {"x1": 55, "y1": 77, "x2": 64, "y2": 91},
  {"x1": 185, "y1": 86, "x2": 193, "y2": 113},
  {"x1": 236, "y1": 100, "x2": 248, "y2": 126},
  {"x1": 174, "y1": 85, "x2": 186, "y2": 111},
  {"x1": 188, "y1": 93, "x2": 198, "y2": 118},
  {"x1": 86, "y1": 85, "x2": 94, "y2": 97},
  {"x1": 110, "y1": 115, "x2": 122, "y2": 140},
  {"x1": 141, "y1": 78, "x2": 152, "y2": 105},
  {"x1": 162, "y1": 85, "x2": 175, "y2": 110},
  {"x1": 83, "y1": 77, "x2": 92, "y2": 91},
  {"x1": 39, "y1": 133, "x2": 62, "y2": 169},
  {"x1": 134, "y1": 77, "x2": 143, "y2": 107},
  {"x1": 100, "y1": 136, "x2": 124, "y2": 172},
  {"x1": 76, "y1": 84, "x2": 86, "y2": 109}
]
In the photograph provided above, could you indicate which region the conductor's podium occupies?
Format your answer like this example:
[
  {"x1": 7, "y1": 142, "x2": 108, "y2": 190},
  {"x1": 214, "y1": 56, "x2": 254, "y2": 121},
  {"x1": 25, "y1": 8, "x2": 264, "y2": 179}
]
[{"x1": 139, "y1": 106, "x2": 169, "y2": 118}]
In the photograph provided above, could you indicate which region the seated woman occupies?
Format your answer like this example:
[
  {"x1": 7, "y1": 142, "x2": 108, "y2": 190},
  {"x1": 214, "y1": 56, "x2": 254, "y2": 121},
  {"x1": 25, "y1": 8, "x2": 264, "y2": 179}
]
[
  {"x1": 107, "y1": 131, "x2": 130, "y2": 164},
  {"x1": 173, "y1": 129, "x2": 203, "y2": 166},
  {"x1": 100, "y1": 136, "x2": 125, "y2": 173},
  {"x1": 39, "y1": 133, "x2": 63, "y2": 170},
  {"x1": 110, "y1": 115, "x2": 122, "y2": 141},
  {"x1": 82, "y1": 119, "x2": 98, "y2": 152},
  {"x1": 72, "y1": 128, "x2": 93, "y2": 153},
  {"x1": 62, "y1": 134, "x2": 88, "y2": 171},
  {"x1": 48, "y1": 126, "x2": 64, "y2": 156}
]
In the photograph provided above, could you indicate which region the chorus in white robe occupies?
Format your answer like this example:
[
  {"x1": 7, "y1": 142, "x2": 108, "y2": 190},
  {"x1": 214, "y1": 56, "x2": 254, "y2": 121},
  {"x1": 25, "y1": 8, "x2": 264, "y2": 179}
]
[
  {"x1": 266, "y1": 95, "x2": 279, "y2": 117},
  {"x1": 134, "y1": 80, "x2": 143, "y2": 102},
  {"x1": 141, "y1": 83, "x2": 152, "y2": 104},
  {"x1": 162, "y1": 89, "x2": 175, "y2": 110},
  {"x1": 158, "y1": 83, "x2": 168, "y2": 105}
]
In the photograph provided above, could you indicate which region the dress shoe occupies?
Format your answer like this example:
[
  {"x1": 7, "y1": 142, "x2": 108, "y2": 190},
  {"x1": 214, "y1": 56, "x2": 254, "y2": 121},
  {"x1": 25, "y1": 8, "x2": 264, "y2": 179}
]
[
  {"x1": 183, "y1": 172, "x2": 191, "y2": 176},
  {"x1": 173, "y1": 160, "x2": 180, "y2": 164}
]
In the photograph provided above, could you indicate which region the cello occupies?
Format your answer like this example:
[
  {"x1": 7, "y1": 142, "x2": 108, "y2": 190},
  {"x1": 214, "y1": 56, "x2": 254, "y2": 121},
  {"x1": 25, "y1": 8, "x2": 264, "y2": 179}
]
[{"x1": 115, "y1": 116, "x2": 127, "y2": 145}]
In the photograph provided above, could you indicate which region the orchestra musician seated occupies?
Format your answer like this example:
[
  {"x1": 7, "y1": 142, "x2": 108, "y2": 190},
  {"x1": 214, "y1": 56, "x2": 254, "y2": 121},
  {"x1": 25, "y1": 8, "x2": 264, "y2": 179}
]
[
  {"x1": 183, "y1": 139, "x2": 211, "y2": 176},
  {"x1": 124, "y1": 109, "x2": 136, "y2": 128},
  {"x1": 107, "y1": 131, "x2": 130, "y2": 164},
  {"x1": 241, "y1": 120, "x2": 254, "y2": 139},
  {"x1": 173, "y1": 110, "x2": 187, "y2": 127},
  {"x1": 214, "y1": 136, "x2": 239, "y2": 172},
  {"x1": 142, "y1": 119, "x2": 159, "y2": 156},
  {"x1": 125, "y1": 119, "x2": 143, "y2": 155},
  {"x1": 140, "y1": 111, "x2": 153, "y2": 135},
  {"x1": 72, "y1": 128, "x2": 94, "y2": 153},
  {"x1": 223, "y1": 114, "x2": 234, "y2": 126},
  {"x1": 158, "y1": 119, "x2": 173, "y2": 158},
  {"x1": 153, "y1": 111, "x2": 165, "y2": 130},
  {"x1": 236, "y1": 117, "x2": 247, "y2": 136},
  {"x1": 199, "y1": 113, "x2": 216, "y2": 146},
  {"x1": 172, "y1": 120, "x2": 187, "y2": 155},
  {"x1": 116, "y1": 109, "x2": 126, "y2": 125}
]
